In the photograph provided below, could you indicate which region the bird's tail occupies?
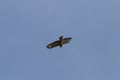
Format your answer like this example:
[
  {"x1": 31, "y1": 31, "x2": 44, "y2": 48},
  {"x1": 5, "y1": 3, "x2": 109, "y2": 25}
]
[{"x1": 59, "y1": 36, "x2": 63, "y2": 48}]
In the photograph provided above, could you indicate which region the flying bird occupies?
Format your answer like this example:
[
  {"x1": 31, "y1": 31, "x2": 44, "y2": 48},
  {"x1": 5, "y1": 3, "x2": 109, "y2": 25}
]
[{"x1": 47, "y1": 36, "x2": 72, "y2": 49}]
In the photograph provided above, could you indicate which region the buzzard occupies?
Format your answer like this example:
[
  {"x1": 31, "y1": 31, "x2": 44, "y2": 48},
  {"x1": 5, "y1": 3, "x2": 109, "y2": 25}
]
[{"x1": 47, "y1": 36, "x2": 72, "y2": 49}]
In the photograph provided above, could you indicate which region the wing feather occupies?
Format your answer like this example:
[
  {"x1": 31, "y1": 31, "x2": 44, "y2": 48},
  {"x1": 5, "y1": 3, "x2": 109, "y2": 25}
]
[
  {"x1": 62, "y1": 38, "x2": 72, "y2": 44},
  {"x1": 47, "y1": 40, "x2": 60, "y2": 49}
]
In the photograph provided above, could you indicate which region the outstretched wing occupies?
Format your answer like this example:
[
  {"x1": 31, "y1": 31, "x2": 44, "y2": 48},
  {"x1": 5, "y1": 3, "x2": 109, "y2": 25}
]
[
  {"x1": 47, "y1": 40, "x2": 60, "y2": 49},
  {"x1": 62, "y1": 38, "x2": 72, "y2": 44}
]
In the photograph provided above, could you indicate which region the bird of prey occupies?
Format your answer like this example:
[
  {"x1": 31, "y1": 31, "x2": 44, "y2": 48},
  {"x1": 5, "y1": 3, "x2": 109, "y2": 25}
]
[{"x1": 47, "y1": 36, "x2": 72, "y2": 49}]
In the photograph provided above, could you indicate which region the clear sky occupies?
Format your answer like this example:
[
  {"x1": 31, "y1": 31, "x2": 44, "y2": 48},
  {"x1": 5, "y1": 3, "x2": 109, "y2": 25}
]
[{"x1": 0, "y1": 0, "x2": 120, "y2": 80}]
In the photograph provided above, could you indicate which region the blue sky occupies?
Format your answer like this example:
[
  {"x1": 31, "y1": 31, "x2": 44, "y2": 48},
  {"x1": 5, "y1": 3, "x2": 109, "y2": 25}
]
[{"x1": 0, "y1": 0, "x2": 120, "y2": 80}]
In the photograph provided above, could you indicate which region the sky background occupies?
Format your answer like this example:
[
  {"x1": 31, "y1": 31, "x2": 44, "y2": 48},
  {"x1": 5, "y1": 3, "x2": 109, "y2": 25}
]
[{"x1": 0, "y1": 0, "x2": 120, "y2": 80}]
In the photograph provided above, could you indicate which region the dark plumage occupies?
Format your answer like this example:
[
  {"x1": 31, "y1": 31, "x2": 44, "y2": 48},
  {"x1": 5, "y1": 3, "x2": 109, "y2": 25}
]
[{"x1": 47, "y1": 36, "x2": 72, "y2": 49}]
